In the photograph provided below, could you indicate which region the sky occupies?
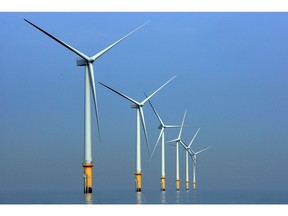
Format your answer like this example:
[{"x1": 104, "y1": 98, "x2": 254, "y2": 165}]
[{"x1": 1, "y1": 11, "x2": 288, "y2": 194}]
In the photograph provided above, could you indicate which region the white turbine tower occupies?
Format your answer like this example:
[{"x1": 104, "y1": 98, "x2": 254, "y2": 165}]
[
  {"x1": 167, "y1": 110, "x2": 187, "y2": 191},
  {"x1": 98, "y1": 75, "x2": 176, "y2": 192},
  {"x1": 146, "y1": 96, "x2": 181, "y2": 191},
  {"x1": 179, "y1": 128, "x2": 200, "y2": 190},
  {"x1": 24, "y1": 19, "x2": 149, "y2": 193}
]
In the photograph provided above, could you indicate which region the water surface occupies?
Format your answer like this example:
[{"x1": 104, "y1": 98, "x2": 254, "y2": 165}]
[{"x1": 1, "y1": 189, "x2": 288, "y2": 204}]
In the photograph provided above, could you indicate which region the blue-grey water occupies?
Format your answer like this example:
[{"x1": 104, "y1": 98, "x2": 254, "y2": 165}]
[{"x1": 1, "y1": 189, "x2": 288, "y2": 204}]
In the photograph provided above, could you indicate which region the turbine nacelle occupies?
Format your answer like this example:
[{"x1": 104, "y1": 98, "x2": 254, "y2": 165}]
[
  {"x1": 131, "y1": 103, "x2": 141, "y2": 109},
  {"x1": 77, "y1": 58, "x2": 87, "y2": 66},
  {"x1": 76, "y1": 58, "x2": 96, "y2": 66}
]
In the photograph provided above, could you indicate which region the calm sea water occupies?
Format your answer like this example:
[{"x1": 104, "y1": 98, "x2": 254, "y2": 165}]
[{"x1": 0, "y1": 189, "x2": 288, "y2": 204}]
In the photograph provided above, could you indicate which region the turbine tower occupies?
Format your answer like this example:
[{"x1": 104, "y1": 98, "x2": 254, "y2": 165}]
[
  {"x1": 167, "y1": 110, "x2": 187, "y2": 191},
  {"x1": 99, "y1": 75, "x2": 176, "y2": 192},
  {"x1": 24, "y1": 19, "x2": 148, "y2": 193},
  {"x1": 146, "y1": 96, "x2": 181, "y2": 191}
]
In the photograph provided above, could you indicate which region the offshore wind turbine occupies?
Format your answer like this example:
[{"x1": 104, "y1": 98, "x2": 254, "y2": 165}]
[
  {"x1": 146, "y1": 96, "x2": 181, "y2": 191},
  {"x1": 24, "y1": 19, "x2": 148, "y2": 193},
  {"x1": 190, "y1": 146, "x2": 210, "y2": 190},
  {"x1": 99, "y1": 75, "x2": 176, "y2": 192},
  {"x1": 180, "y1": 132, "x2": 210, "y2": 190},
  {"x1": 167, "y1": 110, "x2": 187, "y2": 191},
  {"x1": 179, "y1": 128, "x2": 200, "y2": 190}
]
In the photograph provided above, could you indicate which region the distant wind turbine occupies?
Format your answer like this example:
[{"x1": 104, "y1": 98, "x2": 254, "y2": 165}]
[
  {"x1": 179, "y1": 128, "x2": 200, "y2": 190},
  {"x1": 179, "y1": 131, "x2": 210, "y2": 190},
  {"x1": 167, "y1": 110, "x2": 187, "y2": 191},
  {"x1": 190, "y1": 146, "x2": 210, "y2": 190},
  {"x1": 99, "y1": 75, "x2": 176, "y2": 192},
  {"x1": 145, "y1": 95, "x2": 181, "y2": 191},
  {"x1": 24, "y1": 19, "x2": 149, "y2": 193}
]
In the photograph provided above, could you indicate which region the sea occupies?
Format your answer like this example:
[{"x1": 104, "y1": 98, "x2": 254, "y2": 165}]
[
  {"x1": 1, "y1": 188, "x2": 288, "y2": 204},
  {"x1": 1, "y1": 189, "x2": 288, "y2": 216}
]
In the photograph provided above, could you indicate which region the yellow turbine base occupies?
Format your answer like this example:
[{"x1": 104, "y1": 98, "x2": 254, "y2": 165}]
[
  {"x1": 176, "y1": 179, "x2": 180, "y2": 191},
  {"x1": 193, "y1": 182, "x2": 197, "y2": 190},
  {"x1": 83, "y1": 163, "x2": 94, "y2": 193},
  {"x1": 186, "y1": 181, "x2": 189, "y2": 190},
  {"x1": 135, "y1": 172, "x2": 142, "y2": 192},
  {"x1": 160, "y1": 176, "x2": 166, "y2": 191}
]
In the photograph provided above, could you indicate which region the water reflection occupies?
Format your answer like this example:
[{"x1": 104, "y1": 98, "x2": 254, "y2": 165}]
[
  {"x1": 135, "y1": 192, "x2": 143, "y2": 204},
  {"x1": 83, "y1": 193, "x2": 94, "y2": 204},
  {"x1": 175, "y1": 191, "x2": 180, "y2": 204},
  {"x1": 160, "y1": 191, "x2": 166, "y2": 204},
  {"x1": 185, "y1": 190, "x2": 192, "y2": 204}
]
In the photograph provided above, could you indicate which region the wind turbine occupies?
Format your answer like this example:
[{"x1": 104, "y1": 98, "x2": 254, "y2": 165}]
[
  {"x1": 146, "y1": 96, "x2": 181, "y2": 191},
  {"x1": 179, "y1": 128, "x2": 200, "y2": 190},
  {"x1": 98, "y1": 75, "x2": 176, "y2": 192},
  {"x1": 180, "y1": 132, "x2": 210, "y2": 190},
  {"x1": 24, "y1": 19, "x2": 149, "y2": 193},
  {"x1": 190, "y1": 146, "x2": 210, "y2": 190},
  {"x1": 167, "y1": 110, "x2": 187, "y2": 191}
]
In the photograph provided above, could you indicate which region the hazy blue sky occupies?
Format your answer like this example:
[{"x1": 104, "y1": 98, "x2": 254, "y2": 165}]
[{"x1": 1, "y1": 12, "x2": 288, "y2": 193}]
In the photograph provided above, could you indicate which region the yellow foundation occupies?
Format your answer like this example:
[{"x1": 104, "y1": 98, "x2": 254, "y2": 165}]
[
  {"x1": 160, "y1": 176, "x2": 166, "y2": 191},
  {"x1": 135, "y1": 172, "x2": 142, "y2": 192},
  {"x1": 193, "y1": 182, "x2": 196, "y2": 190},
  {"x1": 186, "y1": 181, "x2": 189, "y2": 190},
  {"x1": 176, "y1": 179, "x2": 180, "y2": 191},
  {"x1": 83, "y1": 163, "x2": 94, "y2": 193}
]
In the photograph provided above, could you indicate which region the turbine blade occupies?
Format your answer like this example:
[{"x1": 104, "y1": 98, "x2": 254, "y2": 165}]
[
  {"x1": 166, "y1": 138, "x2": 179, "y2": 143},
  {"x1": 98, "y1": 82, "x2": 140, "y2": 105},
  {"x1": 179, "y1": 110, "x2": 187, "y2": 138},
  {"x1": 141, "y1": 75, "x2": 177, "y2": 105},
  {"x1": 24, "y1": 19, "x2": 89, "y2": 60},
  {"x1": 165, "y1": 125, "x2": 182, "y2": 128},
  {"x1": 144, "y1": 92, "x2": 164, "y2": 126},
  {"x1": 195, "y1": 146, "x2": 211, "y2": 155},
  {"x1": 180, "y1": 140, "x2": 188, "y2": 148},
  {"x1": 139, "y1": 107, "x2": 150, "y2": 156},
  {"x1": 92, "y1": 21, "x2": 150, "y2": 61},
  {"x1": 87, "y1": 63, "x2": 101, "y2": 142},
  {"x1": 179, "y1": 140, "x2": 188, "y2": 150},
  {"x1": 188, "y1": 128, "x2": 201, "y2": 148},
  {"x1": 150, "y1": 128, "x2": 164, "y2": 160}
]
